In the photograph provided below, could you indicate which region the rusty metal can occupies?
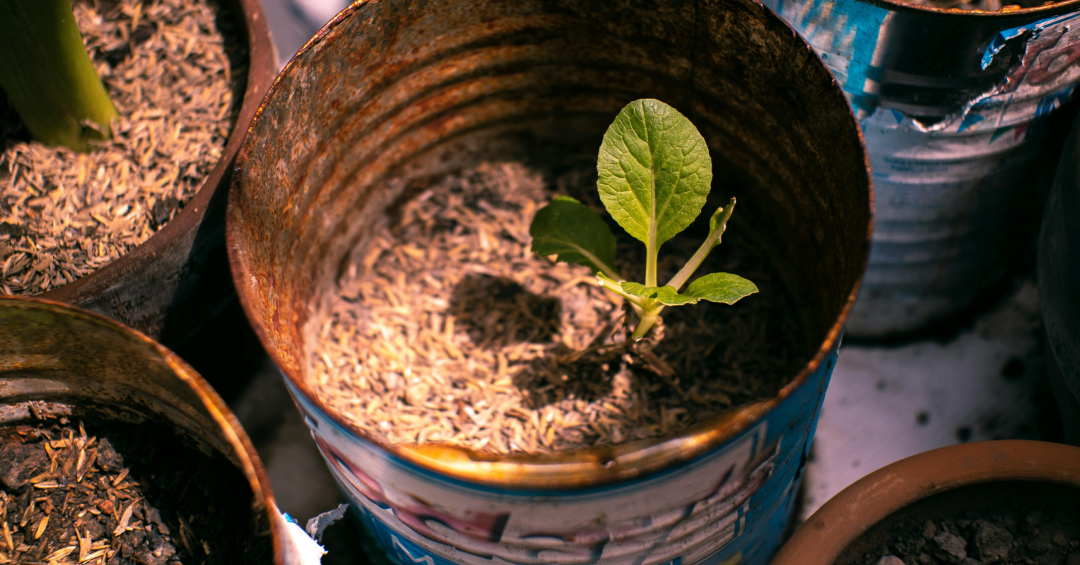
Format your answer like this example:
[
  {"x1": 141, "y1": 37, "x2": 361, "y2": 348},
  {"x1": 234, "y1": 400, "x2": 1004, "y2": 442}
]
[
  {"x1": 0, "y1": 297, "x2": 284, "y2": 563},
  {"x1": 762, "y1": 0, "x2": 1080, "y2": 337},
  {"x1": 227, "y1": 0, "x2": 873, "y2": 564}
]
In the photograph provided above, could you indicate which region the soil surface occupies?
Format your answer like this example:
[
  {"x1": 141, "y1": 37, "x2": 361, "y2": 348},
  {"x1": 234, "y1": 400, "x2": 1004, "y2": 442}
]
[
  {"x1": 842, "y1": 484, "x2": 1080, "y2": 565},
  {"x1": 0, "y1": 0, "x2": 247, "y2": 295},
  {"x1": 310, "y1": 161, "x2": 812, "y2": 455},
  {"x1": 0, "y1": 419, "x2": 271, "y2": 565}
]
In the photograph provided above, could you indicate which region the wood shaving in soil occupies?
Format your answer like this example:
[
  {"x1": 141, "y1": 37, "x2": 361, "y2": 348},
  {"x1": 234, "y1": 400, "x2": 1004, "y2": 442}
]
[
  {"x1": 0, "y1": 423, "x2": 187, "y2": 565},
  {"x1": 0, "y1": 0, "x2": 246, "y2": 296},
  {"x1": 309, "y1": 162, "x2": 811, "y2": 455}
]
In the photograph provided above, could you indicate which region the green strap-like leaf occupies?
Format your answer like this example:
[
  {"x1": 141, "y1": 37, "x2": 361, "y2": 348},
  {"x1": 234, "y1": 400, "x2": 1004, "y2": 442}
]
[
  {"x1": 596, "y1": 99, "x2": 712, "y2": 248},
  {"x1": 621, "y1": 272, "x2": 757, "y2": 307},
  {"x1": 530, "y1": 196, "x2": 620, "y2": 279}
]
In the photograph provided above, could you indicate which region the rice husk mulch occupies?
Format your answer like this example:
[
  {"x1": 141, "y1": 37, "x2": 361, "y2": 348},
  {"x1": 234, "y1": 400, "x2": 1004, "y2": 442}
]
[
  {"x1": 0, "y1": 0, "x2": 246, "y2": 296},
  {"x1": 309, "y1": 162, "x2": 812, "y2": 455}
]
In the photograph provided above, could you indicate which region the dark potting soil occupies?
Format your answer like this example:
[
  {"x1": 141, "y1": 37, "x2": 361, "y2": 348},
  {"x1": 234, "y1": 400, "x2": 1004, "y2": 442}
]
[
  {"x1": 311, "y1": 161, "x2": 814, "y2": 454},
  {"x1": 839, "y1": 482, "x2": 1080, "y2": 565},
  {"x1": 0, "y1": 419, "x2": 272, "y2": 565}
]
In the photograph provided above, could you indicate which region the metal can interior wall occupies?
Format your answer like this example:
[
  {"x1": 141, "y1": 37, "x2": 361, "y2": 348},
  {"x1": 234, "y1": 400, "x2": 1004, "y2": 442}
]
[
  {"x1": 226, "y1": 1, "x2": 872, "y2": 564},
  {"x1": 762, "y1": 0, "x2": 1080, "y2": 337},
  {"x1": 288, "y1": 346, "x2": 837, "y2": 565}
]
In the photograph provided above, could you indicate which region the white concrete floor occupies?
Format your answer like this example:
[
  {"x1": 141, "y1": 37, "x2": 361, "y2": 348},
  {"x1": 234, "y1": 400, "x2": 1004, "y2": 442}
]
[
  {"x1": 800, "y1": 280, "x2": 1047, "y2": 518},
  {"x1": 232, "y1": 1, "x2": 1056, "y2": 558}
]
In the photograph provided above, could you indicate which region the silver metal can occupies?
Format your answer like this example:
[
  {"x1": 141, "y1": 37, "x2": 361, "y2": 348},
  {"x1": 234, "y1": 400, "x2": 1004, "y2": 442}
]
[
  {"x1": 1039, "y1": 111, "x2": 1080, "y2": 444},
  {"x1": 762, "y1": 0, "x2": 1080, "y2": 337}
]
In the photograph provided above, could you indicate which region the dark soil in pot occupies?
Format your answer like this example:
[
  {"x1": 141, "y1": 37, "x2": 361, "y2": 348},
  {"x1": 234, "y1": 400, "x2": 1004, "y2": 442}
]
[
  {"x1": 837, "y1": 482, "x2": 1080, "y2": 565},
  {"x1": 0, "y1": 416, "x2": 272, "y2": 565},
  {"x1": 309, "y1": 159, "x2": 814, "y2": 455},
  {"x1": 0, "y1": 0, "x2": 246, "y2": 295}
]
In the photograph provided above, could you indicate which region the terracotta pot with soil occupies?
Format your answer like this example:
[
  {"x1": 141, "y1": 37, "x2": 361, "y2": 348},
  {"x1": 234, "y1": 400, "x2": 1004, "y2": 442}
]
[
  {"x1": 227, "y1": 0, "x2": 872, "y2": 563},
  {"x1": 0, "y1": 296, "x2": 283, "y2": 564},
  {"x1": 771, "y1": 440, "x2": 1080, "y2": 565},
  {"x1": 0, "y1": 0, "x2": 275, "y2": 347}
]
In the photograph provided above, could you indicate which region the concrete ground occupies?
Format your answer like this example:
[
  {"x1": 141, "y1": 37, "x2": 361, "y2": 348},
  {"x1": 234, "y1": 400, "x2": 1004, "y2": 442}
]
[
  {"x1": 217, "y1": 1, "x2": 1060, "y2": 559},
  {"x1": 799, "y1": 279, "x2": 1052, "y2": 518}
]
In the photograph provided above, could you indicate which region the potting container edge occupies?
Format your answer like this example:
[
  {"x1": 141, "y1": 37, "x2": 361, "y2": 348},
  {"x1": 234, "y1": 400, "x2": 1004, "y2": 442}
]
[{"x1": 771, "y1": 440, "x2": 1080, "y2": 565}]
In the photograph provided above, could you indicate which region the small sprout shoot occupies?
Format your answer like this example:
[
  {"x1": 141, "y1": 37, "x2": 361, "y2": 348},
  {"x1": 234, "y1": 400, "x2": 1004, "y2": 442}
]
[
  {"x1": 530, "y1": 99, "x2": 758, "y2": 340},
  {"x1": 0, "y1": 0, "x2": 118, "y2": 152}
]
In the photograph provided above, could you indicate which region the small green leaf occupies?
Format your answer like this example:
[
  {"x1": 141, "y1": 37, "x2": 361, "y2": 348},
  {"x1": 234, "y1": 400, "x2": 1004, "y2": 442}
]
[
  {"x1": 684, "y1": 272, "x2": 758, "y2": 305},
  {"x1": 621, "y1": 272, "x2": 757, "y2": 307},
  {"x1": 621, "y1": 282, "x2": 698, "y2": 306},
  {"x1": 530, "y1": 196, "x2": 620, "y2": 279},
  {"x1": 596, "y1": 99, "x2": 712, "y2": 249}
]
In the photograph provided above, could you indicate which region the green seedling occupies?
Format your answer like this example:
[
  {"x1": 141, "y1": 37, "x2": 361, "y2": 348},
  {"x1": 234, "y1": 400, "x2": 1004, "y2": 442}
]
[
  {"x1": 530, "y1": 99, "x2": 758, "y2": 340},
  {"x1": 0, "y1": 0, "x2": 118, "y2": 152}
]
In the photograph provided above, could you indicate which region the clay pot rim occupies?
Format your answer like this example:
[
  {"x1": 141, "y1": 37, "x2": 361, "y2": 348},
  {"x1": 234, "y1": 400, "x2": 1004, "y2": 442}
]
[
  {"x1": 859, "y1": 0, "x2": 1079, "y2": 17},
  {"x1": 0, "y1": 295, "x2": 284, "y2": 565},
  {"x1": 771, "y1": 440, "x2": 1080, "y2": 565},
  {"x1": 40, "y1": 0, "x2": 277, "y2": 307},
  {"x1": 227, "y1": 0, "x2": 873, "y2": 490}
]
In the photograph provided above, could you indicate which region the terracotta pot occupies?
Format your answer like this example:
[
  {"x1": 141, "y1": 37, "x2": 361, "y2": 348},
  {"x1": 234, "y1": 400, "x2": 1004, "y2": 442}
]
[
  {"x1": 0, "y1": 296, "x2": 285, "y2": 564},
  {"x1": 771, "y1": 440, "x2": 1080, "y2": 565},
  {"x1": 37, "y1": 0, "x2": 277, "y2": 348}
]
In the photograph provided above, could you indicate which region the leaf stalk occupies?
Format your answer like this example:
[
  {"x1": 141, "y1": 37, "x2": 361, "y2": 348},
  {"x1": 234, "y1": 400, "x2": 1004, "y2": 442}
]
[
  {"x1": 596, "y1": 273, "x2": 646, "y2": 307},
  {"x1": 666, "y1": 198, "x2": 736, "y2": 291}
]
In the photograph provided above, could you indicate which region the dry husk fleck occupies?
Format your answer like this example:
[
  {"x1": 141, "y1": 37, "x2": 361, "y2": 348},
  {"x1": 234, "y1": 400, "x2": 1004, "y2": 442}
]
[
  {"x1": 0, "y1": 0, "x2": 246, "y2": 296},
  {"x1": 310, "y1": 162, "x2": 812, "y2": 455}
]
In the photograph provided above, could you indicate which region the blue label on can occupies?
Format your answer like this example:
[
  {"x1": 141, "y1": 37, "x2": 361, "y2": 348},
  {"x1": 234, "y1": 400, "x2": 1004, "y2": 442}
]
[{"x1": 288, "y1": 341, "x2": 839, "y2": 565}]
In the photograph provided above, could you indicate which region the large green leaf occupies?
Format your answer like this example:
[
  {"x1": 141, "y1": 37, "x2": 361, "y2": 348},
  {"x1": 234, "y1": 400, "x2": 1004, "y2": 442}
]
[
  {"x1": 529, "y1": 196, "x2": 620, "y2": 279},
  {"x1": 620, "y1": 272, "x2": 757, "y2": 307},
  {"x1": 596, "y1": 99, "x2": 712, "y2": 249}
]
